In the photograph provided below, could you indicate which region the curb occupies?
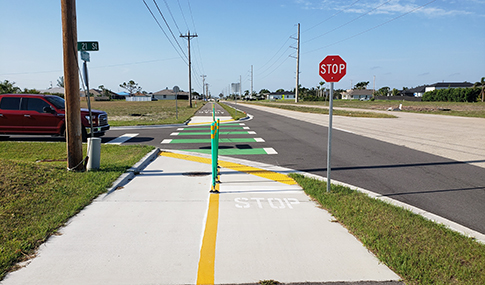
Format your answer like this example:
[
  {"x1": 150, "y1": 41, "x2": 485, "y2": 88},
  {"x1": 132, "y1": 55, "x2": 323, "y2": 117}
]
[{"x1": 105, "y1": 148, "x2": 161, "y2": 194}]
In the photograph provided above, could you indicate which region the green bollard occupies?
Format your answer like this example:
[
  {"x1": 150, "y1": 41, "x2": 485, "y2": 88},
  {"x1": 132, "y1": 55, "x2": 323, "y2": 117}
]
[
  {"x1": 215, "y1": 119, "x2": 220, "y2": 182},
  {"x1": 210, "y1": 121, "x2": 218, "y2": 192}
]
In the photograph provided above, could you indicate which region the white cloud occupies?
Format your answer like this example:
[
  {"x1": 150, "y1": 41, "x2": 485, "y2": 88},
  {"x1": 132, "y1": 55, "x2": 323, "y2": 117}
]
[{"x1": 300, "y1": 0, "x2": 477, "y2": 17}]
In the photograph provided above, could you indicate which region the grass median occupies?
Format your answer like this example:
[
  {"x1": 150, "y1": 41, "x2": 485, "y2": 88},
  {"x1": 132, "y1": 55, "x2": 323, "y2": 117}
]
[
  {"x1": 250, "y1": 100, "x2": 485, "y2": 118},
  {"x1": 218, "y1": 102, "x2": 247, "y2": 120},
  {"x1": 0, "y1": 142, "x2": 154, "y2": 280},
  {"x1": 289, "y1": 173, "x2": 485, "y2": 285},
  {"x1": 245, "y1": 101, "x2": 397, "y2": 118},
  {"x1": 81, "y1": 99, "x2": 206, "y2": 126}
]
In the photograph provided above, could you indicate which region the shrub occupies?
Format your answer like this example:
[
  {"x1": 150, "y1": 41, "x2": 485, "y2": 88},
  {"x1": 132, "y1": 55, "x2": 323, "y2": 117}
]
[{"x1": 422, "y1": 88, "x2": 480, "y2": 102}]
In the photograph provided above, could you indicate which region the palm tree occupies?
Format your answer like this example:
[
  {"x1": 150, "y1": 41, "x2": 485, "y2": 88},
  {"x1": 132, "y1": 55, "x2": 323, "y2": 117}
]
[
  {"x1": 473, "y1": 77, "x2": 484, "y2": 102},
  {"x1": 0, "y1": 80, "x2": 21, "y2": 94}
]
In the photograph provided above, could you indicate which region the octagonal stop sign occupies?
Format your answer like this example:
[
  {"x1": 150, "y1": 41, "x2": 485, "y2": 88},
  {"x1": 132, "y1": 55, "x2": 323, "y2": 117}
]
[{"x1": 319, "y1": 55, "x2": 346, "y2": 82}]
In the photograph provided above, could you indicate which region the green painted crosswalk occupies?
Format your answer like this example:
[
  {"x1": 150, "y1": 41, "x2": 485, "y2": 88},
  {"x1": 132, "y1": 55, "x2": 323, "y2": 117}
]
[
  {"x1": 162, "y1": 122, "x2": 277, "y2": 155},
  {"x1": 162, "y1": 138, "x2": 264, "y2": 144},
  {"x1": 171, "y1": 131, "x2": 256, "y2": 136},
  {"x1": 177, "y1": 126, "x2": 248, "y2": 130}
]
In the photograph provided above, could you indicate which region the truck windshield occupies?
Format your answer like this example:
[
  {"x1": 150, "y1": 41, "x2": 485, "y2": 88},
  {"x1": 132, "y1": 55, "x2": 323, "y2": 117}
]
[{"x1": 45, "y1": 96, "x2": 65, "y2": 110}]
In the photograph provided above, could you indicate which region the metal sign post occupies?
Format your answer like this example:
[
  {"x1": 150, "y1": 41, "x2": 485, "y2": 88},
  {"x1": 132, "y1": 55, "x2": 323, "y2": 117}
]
[
  {"x1": 173, "y1": 86, "x2": 180, "y2": 120},
  {"x1": 327, "y1": 82, "x2": 334, "y2": 193},
  {"x1": 78, "y1": 42, "x2": 99, "y2": 136},
  {"x1": 81, "y1": 52, "x2": 93, "y2": 137},
  {"x1": 319, "y1": 55, "x2": 346, "y2": 192}
]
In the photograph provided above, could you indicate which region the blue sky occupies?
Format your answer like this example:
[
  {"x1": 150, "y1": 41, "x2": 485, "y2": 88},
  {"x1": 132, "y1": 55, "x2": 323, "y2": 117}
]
[{"x1": 1, "y1": 0, "x2": 484, "y2": 95}]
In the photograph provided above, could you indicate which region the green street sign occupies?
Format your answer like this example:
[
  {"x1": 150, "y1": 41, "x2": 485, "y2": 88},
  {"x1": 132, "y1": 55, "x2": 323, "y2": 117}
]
[{"x1": 77, "y1": 41, "x2": 99, "y2": 51}]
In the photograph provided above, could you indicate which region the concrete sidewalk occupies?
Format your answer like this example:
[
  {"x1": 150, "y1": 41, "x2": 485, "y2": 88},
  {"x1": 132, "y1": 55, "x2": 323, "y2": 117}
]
[{"x1": 1, "y1": 149, "x2": 402, "y2": 285}]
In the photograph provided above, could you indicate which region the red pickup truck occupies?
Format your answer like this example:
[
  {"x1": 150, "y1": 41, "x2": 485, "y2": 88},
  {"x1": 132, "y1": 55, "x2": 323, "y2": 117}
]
[{"x1": 0, "y1": 94, "x2": 109, "y2": 141}]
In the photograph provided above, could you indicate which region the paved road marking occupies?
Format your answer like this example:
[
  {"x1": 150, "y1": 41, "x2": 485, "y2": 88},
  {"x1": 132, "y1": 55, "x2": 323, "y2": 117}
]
[
  {"x1": 196, "y1": 193, "x2": 220, "y2": 285},
  {"x1": 171, "y1": 131, "x2": 256, "y2": 136},
  {"x1": 105, "y1": 133, "x2": 139, "y2": 145},
  {"x1": 178, "y1": 126, "x2": 248, "y2": 130},
  {"x1": 161, "y1": 138, "x2": 265, "y2": 144},
  {"x1": 235, "y1": 197, "x2": 300, "y2": 209},
  {"x1": 183, "y1": 147, "x2": 278, "y2": 155},
  {"x1": 159, "y1": 152, "x2": 295, "y2": 185},
  {"x1": 264, "y1": 147, "x2": 278, "y2": 154}
]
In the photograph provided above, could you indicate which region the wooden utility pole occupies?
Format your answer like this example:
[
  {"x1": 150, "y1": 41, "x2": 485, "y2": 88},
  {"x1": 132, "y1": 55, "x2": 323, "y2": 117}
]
[
  {"x1": 180, "y1": 31, "x2": 198, "y2": 108},
  {"x1": 61, "y1": 0, "x2": 83, "y2": 171}
]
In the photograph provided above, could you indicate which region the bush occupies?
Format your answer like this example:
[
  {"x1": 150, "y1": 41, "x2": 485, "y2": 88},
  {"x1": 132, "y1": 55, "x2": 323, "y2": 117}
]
[{"x1": 422, "y1": 88, "x2": 480, "y2": 102}]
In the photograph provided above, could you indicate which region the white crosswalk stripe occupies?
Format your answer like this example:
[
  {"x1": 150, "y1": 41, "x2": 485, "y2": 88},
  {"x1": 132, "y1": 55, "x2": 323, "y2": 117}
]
[{"x1": 106, "y1": 133, "x2": 139, "y2": 145}]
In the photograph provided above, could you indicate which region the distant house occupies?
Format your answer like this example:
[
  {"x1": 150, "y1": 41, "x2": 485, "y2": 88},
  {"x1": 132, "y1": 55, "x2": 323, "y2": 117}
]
[
  {"x1": 401, "y1": 82, "x2": 474, "y2": 97},
  {"x1": 267, "y1": 91, "x2": 295, "y2": 100},
  {"x1": 39, "y1": 87, "x2": 65, "y2": 95},
  {"x1": 341, "y1": 89, "x2": 374, "y2": 100},
  {"x1": 81, "y1": 88, "x2": 119, "y2": 100},
  {"x1": 425, "y1": 82, "x2": 473, "y2": 92},
  {"x1": 400, "y1": 85, "x2": 427, "y2": 97},
  {"x1": 153, "y1": 88, "x2": 189, "y2": 100}
]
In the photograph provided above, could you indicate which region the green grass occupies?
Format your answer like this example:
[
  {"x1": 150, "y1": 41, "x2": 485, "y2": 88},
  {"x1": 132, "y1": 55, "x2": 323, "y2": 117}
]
[
  {"x1": 81, "y1": 100, "x2": 206, "y2": 126},
  {"x1": 0, "y1": 142, "x2": 154, "y2": 280},
  {"x1": 289, "y1": 173, "x2": 485, "y2": 285},
  {"x1": 249, "y1": 101, "x2": 397, "y2": 118},
  {"x1": 218, "y1": 102, "x2": 247, "y2": 120}
]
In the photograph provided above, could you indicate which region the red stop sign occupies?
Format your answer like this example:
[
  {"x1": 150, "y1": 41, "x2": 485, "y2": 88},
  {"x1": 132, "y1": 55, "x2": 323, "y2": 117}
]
[{"x1": 319, "y1": 55, "x2": 346, "y2": 82}]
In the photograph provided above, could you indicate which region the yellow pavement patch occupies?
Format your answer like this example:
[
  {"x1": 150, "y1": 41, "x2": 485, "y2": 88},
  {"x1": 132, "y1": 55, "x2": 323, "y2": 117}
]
[
  {"x1": 159, "y1": 151, "x2": 296, "y2": 185},
  {"x1": 187, "y1": 118, "x2": 235, "y2": 126}
]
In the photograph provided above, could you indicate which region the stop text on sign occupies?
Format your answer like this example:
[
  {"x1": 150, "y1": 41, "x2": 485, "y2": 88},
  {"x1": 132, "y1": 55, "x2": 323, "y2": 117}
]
[
  {"x1": 320, "y1": 63, "x2": 346, "y2": 75},
  {"x1": 319, "y1": 55, "x2": 346, "y2": 82}
]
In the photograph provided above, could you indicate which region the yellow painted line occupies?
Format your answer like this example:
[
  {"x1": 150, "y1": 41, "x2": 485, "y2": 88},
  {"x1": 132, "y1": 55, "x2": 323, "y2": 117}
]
[
  {"x1": 159, "y1": 151, "x2": 295, "y2": 283},
  {"x1": 187, "y1": 119, "x2": 235, "y2": 126},
  {"x1": 160, "y1": 151, "x2": 212, "y2": 164},
  {"x1": 159, "y1": 151, "x2": 296, "y2": 185},
  {"x1": 197, "y1": 192, "x2": 220, "y2": 285}
]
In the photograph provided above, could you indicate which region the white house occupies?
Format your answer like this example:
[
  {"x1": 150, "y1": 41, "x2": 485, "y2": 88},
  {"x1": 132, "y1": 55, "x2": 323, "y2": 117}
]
[
  {"x1": 424, "y1": 82, "x2": 474, "y2": 92},
  {"x1": 341, "y1": 89, "x2": 374, "y2": 100},
  {"x1": 267, "y1": 91, "x2": 295, "y2": 100},
  {"x1": 153, "y1": 88, "x2": 189, "y2": 100}
]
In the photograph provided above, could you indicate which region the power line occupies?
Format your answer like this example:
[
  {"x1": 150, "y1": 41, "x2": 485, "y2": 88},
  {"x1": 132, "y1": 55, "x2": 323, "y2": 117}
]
[
  {"x1": 152, "y1": 0, "x2": 188, "y2": 60},
  {"x1": 162, "y1": 0, "x2": 182, "y2": 34},
  {"x1": 305, "y1": 0, "x2": 438, "y2": 54},
  {"x1": 177, "y1": 0, "x2": 190, "y2": 30},
  {"x1": 305, "y1": 0, "x2": 391, "y2": 44},
  {"x1": 259, "y1": 57, "x2": 291, "y2": 80},
  {"x1": 186, "y1": 0, "x2": 197, "y2": 34},
  {"x1": 303, "y1": 0, "x2": 362, "y2": 34},
  {"x1": 259, "y1": 36, "x2": 292, "y2": 71},
  {"x1": 142, "y1": 0, "x2": 188, "y2": 64}
]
